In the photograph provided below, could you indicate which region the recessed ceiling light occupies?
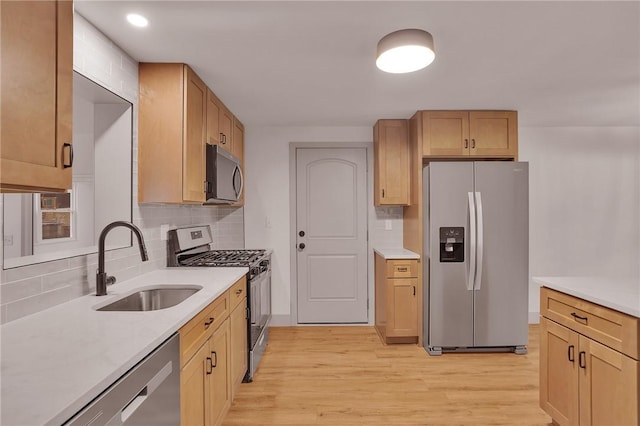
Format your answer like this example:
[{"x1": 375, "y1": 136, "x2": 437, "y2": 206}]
[
  {"x1": 126, "y1": 13, "x2": 148, "y2": 28},
  {"x1": 376, "y1": 29, "x2": 435, "y2": 74}
]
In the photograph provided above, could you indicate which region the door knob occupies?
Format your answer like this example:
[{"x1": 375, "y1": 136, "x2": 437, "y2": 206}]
[{"x1": 298, "y1": 243, "x2": 306, "y2": 250}]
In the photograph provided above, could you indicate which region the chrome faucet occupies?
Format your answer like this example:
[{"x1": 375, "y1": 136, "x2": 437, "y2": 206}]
[{"x1": 96, "y1": 221, "x2": 149, "y2": 296}]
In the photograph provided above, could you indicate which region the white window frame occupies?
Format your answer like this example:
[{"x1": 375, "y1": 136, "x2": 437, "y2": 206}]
[{"x1": 34, "y1": 189, "x2": 77, "y2": 245}]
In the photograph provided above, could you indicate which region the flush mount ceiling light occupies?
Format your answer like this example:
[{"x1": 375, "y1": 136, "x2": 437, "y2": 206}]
[
  {"x1": 376, "y1": 29, "x2": 435, "y2": 74},
  {"x1": 126, "y1": 13, "x2": 149, "y2": 28}
]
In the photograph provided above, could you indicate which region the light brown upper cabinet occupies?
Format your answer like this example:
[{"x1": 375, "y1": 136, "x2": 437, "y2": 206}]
[
  {"x1": 206, "y1": 89, "x2": 233, "y2": 151},
  {"x1": 420, "y1": 110, "x2": 518, "y2": 159},
  {"x1": 373, "y1": 119, "x2": 410, "y2": 206},
  {"x1": 230, "y1": 117, "x2": 245, "y2": 206},
  {"x1": 1, "y1": 0, "x2": 73, "y2": 193},
  {"x1": 139, "y1": 63, "x2": 207, "y2": 204}
]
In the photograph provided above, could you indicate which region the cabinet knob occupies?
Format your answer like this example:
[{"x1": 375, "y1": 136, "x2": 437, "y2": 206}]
[
  {"x1": 567, "y1": 345, "x2": 575, "y2": 362},
  {"x1": 464, "y1": 139, "x2": 468, "y2": 149},
  {"x1": 206, "y1": 357, "x2": 213, "y2": 374},
  {"x1": 578, "y1": 351, "x2": 586, "y2": 369},
  {"x1": 571, "y1": 312, "x2": 588, "y2": 323},
  {"x1": 204, "y1": 317, "x2": 214, "y2": 328},
  {"x1": 298, "y1": 243, "x2": 306, "y2": 250},
  {"x1": 471, "y1": 139, "x2": 476, "y2": 149},
  {"x1": 63, "y1": 143, "x2": 74, "y2": 168}
]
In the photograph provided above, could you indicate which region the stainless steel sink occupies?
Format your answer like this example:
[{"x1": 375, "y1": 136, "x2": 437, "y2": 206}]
[{"x1": 96, "y1": 286, "x2": 202, "y2": 312}]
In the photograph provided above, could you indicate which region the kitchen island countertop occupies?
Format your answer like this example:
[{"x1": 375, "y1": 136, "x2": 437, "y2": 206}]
[
  {"x1": 533, "y1": 276, "x2": 640, "y2": 318},
  {"x1": 1, "y1": 267, "x2": 247, "y2": 426}
]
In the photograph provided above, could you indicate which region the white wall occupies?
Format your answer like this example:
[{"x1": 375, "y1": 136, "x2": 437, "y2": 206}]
[
  {"x1": 94, "y1": 103, "x2": 133, "y2": 247},
  {"x1": 520, "y1": 126, "x2": 640, "y2": 318},
  {"x1": 0, "y1": 14, "x2": 244, "y2": 324},
  {"x1": 246, "y1": 125, "x2": 640, "y2": 324},
  {"x1": 244, "y1": 126, "x2": 404, "y2": 323}
]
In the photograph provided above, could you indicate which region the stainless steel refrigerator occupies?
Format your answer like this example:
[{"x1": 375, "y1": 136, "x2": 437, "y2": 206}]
[{"x1": 423, "y1": 162, "x2": 529, "y2": 355}]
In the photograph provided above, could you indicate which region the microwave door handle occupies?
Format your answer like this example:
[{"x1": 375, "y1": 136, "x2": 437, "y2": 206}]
[{"x1": 233, "y1": 165, "x2": 244, "y2": 198}]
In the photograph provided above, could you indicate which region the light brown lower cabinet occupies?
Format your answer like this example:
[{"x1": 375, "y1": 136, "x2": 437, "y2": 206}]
[
  {"x1": 228, "y1": 276, "x2": 248, "y2": 397},
  {"x1": 230, "y1": 297, "x2": 247, "y2": 397},
  {"x1": 374, "y1": 253, "x2": 418, "y2": 344},
  {"x1": 540, "y1": 287, "x2": 639, "y2": 425},
  {"x1": 180, "y1": 277, "x2": 246, "y2": 426}
]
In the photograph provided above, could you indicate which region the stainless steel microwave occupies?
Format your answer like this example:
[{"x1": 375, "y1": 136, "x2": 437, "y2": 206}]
[{"x1": 205, "y1": 144, "x2": 243, "y2": 204}]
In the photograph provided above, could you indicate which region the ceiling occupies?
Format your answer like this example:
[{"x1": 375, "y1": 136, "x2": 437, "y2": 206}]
[{"x1": 75, "y1": 1, "x2": 640, "y2": 128}]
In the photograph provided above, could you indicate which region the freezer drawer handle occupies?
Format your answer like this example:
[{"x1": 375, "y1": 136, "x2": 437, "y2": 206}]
[
  {"x1": 570, "y1": 312, "x2": 588, "y2": 323},
  {"x1": 567, "y1": 345, "x2": 575, "y2": 362},
  {"x1": 578, "y1": 351, "x2": 586, "y2": 369}
]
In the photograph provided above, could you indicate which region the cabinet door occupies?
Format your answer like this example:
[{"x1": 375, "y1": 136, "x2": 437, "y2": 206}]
[
  {"x1": 219, "y1": 105, "x2": 233, "y2": 151},
  {"x1": 230, "y1": 299, "x2": 248, "y2": 396},
  {"x1": 386, "y1": 278, "x2": 417, "y2": 337},
  {"x1": 540, "y1": 318, "x2": 579, "y2": 426},
  {"x1": 578, "y1": 336, "x2": 639, "y2": 426},
  {"x1": 209, "y1": 319, "x2": 231, "y2": 426},
  {"x1": 468, "y1": 111, "x2": 517, "y2": 158},
  {"x1": 183, "y1": 65, "x2": 207, "y2": 202},
  {"x1": 373, "y1": 120, "x2": 409, "y2": 206},
  {"x1": 206, "y1": 89, "x2": 221, "y2": 146},
  {"x1": 421, "y1": 111, "x2": 470, "y2": 157},
  {"x1": 1, "y1": 0, "x2": 73, "y2": 192},
  {"x1": 181, "y1": 342, "x2": 211, "y2": 426}
]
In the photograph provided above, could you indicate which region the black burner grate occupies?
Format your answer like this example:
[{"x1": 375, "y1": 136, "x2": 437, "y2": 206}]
[{"x1": 180, "y1": 249, "x2": 266, "y2": 267}]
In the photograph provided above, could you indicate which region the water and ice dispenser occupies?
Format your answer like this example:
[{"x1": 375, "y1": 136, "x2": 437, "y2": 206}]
[{"x1": 439, "y1": 227, "x2": 464, "y2": 262}]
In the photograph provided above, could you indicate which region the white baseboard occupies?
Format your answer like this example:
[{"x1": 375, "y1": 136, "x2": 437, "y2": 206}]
[
  {"x1": 529, "y1": 312, "x2": 540, "y2": 324},
  {"x1": 273, "y1": 313, "x2": 540, "y2": 326},
  {"x1": 270, "y1": 314, "x2": 293, "y2": 326}
]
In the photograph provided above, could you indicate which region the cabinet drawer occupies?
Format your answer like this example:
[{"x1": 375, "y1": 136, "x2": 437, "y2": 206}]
[
  {"x1": 179, "y1": 292, "x2": 229, "y2": 366},
  {"x1": 229, "y1": 276, "x2": 247, "y2": 312},
  {"x1": 386, "y1": 260, "x2": 418, "y2": 278},
  {"x1": 541, "y1": 287, "x2": 639, "y2": 360}
]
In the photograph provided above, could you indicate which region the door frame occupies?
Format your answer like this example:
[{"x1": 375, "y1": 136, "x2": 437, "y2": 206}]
[{"x1": 289, "y1": 142, "x2": 373, "y2": 325}]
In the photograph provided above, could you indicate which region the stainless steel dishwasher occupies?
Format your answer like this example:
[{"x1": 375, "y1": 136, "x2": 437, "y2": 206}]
[{"x1": 64, "y1": 334, "x2": 180, "y2": 426}]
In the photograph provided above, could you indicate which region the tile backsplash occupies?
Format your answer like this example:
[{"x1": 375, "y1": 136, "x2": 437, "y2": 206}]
[{"x1": 0, "y1": 13, "x2": 244, "y2": 324}]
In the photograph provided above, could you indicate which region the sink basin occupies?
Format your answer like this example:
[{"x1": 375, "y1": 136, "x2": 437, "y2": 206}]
[{"x1": 96, "y1": 286, "x2": 202, "y2": 312}]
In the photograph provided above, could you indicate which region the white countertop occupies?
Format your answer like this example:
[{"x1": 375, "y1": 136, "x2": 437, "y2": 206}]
[
  {"x1": 533, "y1": 276, "x2": 640, "y2": 318},
  {"x1": 374, "y1": 248, "x2": 420, "y2": 260},
  {"x1": 0, "y1": 267, "x2": 247, "y2": 426}
]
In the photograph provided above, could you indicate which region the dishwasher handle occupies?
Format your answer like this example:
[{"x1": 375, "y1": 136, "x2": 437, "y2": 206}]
[{"x1": 120, "y1": 361, "x2": 173, "y2": 423}]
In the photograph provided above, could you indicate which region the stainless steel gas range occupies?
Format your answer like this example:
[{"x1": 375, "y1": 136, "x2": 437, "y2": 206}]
[{"x1": 166, "y1": 225, "x2": 271, "y2": 382}]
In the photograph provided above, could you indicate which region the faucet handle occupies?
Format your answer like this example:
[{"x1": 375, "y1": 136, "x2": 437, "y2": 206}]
[{"x1": 106, "y1": 275, "x2": 116, "y2": 286}]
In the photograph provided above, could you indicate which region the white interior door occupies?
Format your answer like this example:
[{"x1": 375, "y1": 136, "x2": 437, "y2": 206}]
[{"x1": 296, "y1": 147, "x2": 368, "y2": 323}]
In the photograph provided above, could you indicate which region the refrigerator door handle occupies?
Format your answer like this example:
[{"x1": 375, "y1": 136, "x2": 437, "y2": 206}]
[
  {"x1": 474, "y1": 192, "x2": 484, "y2": 290},
  {"x1": 467, "y1": 192, "x2": 477, "y2": 291}
]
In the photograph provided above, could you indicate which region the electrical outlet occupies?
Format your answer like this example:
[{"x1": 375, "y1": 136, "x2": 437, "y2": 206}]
[{"x1": 3, "y1": 235, "x2": 13, "y2": 246}]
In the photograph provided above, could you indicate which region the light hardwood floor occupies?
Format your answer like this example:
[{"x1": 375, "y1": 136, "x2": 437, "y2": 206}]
[{"x1": 224, "y1": 325, "x2": 552, "y2": 425}]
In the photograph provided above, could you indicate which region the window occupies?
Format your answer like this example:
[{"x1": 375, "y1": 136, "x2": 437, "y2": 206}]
[{"x1": 36, "y1": 192, "x2": 74, "y2": 242}]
